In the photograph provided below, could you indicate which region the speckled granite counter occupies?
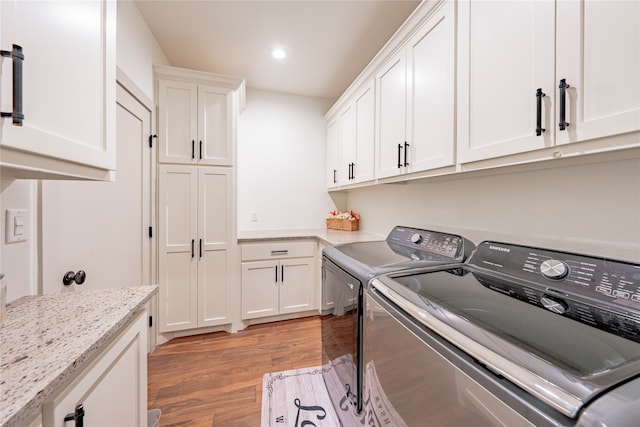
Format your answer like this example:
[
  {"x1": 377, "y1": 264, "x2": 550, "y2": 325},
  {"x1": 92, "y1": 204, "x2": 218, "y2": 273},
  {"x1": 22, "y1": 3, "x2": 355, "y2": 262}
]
[
  {"x1": 238, "y1": 228, "x2": 382, "y2": 246},
  {"x1": 0, "y1": 285, "x2": 157, "y2": 427}
]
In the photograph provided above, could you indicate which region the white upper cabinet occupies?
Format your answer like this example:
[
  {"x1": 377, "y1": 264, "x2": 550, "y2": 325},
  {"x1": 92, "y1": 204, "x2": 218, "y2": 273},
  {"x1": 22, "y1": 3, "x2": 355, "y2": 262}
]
[
  {"x1": 157, "y1": 79, "x2": 198, "y2": 165},
  {"x1": 376, "y1": 1, "x2": 456, "y2": 179},
  {"x1": 457, "y1": 0, "x2": 640, "y2": 164},
  {"x1": 337, "y1": 82, "x2": 375, "y2": 185},
  {"x1": 353, "y1": 84, "x2": 375, "y2": 183},
  {"x1": 157, "y1": 80, "x2": 234, "y2": 166},
  {"x1": 156, "y1": 65, "x2": 244, "y2": 167},
  {"x1": 326, "y1": 118, "x2": 339, "y2": 188},
  {"x1": 555, "y1": 0, "x2": 640, "y2": 146},
  {"x1": 338, "y1": 103, "x2": 356, "y2": 186},
  {"x1": 406, "y1": 1, "x2": 455, "y2": 173},
  {"x1": 376, "y1": 51, "x2": 407, "y2": 179},
  {"x1": 0, "y1": 0, "x2": 116, "y2": 180},
  {"x1": 457, "y1": 0, "x2": 555, "y2": 163}
]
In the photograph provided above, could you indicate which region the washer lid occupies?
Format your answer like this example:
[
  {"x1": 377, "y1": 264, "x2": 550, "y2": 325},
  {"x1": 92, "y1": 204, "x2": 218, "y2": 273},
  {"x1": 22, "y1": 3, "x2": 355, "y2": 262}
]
[{"x1": 372, "y1": 268, "x2": 640, "y2": 418}]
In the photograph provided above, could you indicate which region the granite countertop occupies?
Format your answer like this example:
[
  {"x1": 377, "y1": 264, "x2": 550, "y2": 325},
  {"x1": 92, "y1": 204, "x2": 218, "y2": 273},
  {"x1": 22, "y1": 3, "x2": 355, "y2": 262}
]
[
  {"x1": 238, "y1": 228, "x2": 383, "y2": 246},
  {"x1": 0, "y1": 285, "x2": 158, "y2": 427}
]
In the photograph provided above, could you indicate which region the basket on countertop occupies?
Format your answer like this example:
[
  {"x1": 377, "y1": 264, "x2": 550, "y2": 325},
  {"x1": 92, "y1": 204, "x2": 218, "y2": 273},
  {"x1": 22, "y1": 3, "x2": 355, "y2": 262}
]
[
  {"x1": 326, "y1": 218, "x2": 360, "y2": 231},
  {"x1": 326, "y1": 210, "x2": 360, "y2": 231}
]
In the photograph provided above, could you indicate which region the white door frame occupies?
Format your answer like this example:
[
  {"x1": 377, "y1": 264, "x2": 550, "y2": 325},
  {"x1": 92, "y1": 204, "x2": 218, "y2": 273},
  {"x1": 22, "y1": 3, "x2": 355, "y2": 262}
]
[{"x1": 115, "y1": 67, "x2": 157, "y2": 350}]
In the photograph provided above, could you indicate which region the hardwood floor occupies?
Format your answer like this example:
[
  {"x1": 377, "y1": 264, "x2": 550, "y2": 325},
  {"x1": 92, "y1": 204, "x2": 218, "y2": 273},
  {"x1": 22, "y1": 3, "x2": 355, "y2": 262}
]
[{"x1": 148, "y1": 316, "x2": 323, "y2": 426}]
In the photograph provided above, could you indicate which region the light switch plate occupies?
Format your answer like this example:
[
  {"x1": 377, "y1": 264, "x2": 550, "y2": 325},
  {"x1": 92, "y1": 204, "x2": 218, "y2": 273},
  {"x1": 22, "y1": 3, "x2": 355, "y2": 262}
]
[{"x1": 5, "y1": 209, "x2": 28, "y2": 244}]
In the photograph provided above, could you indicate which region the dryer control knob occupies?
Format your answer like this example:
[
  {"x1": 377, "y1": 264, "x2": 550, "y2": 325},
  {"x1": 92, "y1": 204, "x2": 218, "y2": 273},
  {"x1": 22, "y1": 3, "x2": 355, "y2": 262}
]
[
  {"x1": 541, "y1": 295, "x2": 568, "y2": 314},
  {"x1": 540, "y1": 259, "x2": 569, "y2": 280},
  {"x1": 410, "y1": 233, "x2": 422, "y2": 244}
]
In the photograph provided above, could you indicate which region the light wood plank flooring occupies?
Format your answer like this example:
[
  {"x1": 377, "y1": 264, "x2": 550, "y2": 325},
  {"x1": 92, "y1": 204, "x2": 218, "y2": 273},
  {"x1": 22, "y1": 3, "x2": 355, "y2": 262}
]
[{"x1": 148, "y1": 316, "x2": 323, "y2": 426}]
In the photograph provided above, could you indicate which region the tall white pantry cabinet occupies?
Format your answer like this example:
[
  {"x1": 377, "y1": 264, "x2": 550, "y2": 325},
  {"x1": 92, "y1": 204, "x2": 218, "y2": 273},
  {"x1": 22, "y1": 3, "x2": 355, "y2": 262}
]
[{"x1": 155, "y1": 65, "x2": 245, "y2": 333}]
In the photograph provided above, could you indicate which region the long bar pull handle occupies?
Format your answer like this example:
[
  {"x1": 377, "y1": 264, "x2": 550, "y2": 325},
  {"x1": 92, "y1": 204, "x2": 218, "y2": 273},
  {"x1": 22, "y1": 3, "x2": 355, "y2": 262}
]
[
  {"x1": 333, "y1": 169, "x2": 337, "y2": 184},
  {"x1": 199, "y1": 140, "x2": 203, "y2": 159},
  {"x1": 191, "y1": 140, "x2": 195, "y2": 159},
  {"x1": 63, "y1": 404, "x2": 85, "y2": 427},
  {"x1": 191, "y1": 239, "x2": 195, "y2": 258},
  {"x1": 199, "y1": 239, "x2": 202, "y2": 258},
  {"x1": 351, "y1": 163, "x2": 355, "y2": 180},
  {"x1": 558, "y1": 79, "x2": 570, "y2": 131},
  {"x1": 404, "y1": 142, "x2": 410, "y2": 167},
  {"x1": 397, "y1": 144, "x2": 402, "y2": 168},
  {"x1": 275, "y1": 265, "x2": 278, "y2": 283},
  {"x1": 281, "y1": 265, "x2": 284, "y2": 283},
  {"x1": 1, "y1": 44, "x2": 24, "y2": 126},
  {"x1": 271, "y1": 250, "x2": 288, "y2": 256},
  {"x1": 536, "y1": 88, "x2": 546, "y2": 136}
]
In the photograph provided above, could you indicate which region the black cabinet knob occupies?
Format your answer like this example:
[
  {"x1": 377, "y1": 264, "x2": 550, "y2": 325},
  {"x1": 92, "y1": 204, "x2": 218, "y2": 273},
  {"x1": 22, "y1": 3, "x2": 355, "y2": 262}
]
[{"x1": 63, "y1": 270, "x2": 86, "y2": 286}]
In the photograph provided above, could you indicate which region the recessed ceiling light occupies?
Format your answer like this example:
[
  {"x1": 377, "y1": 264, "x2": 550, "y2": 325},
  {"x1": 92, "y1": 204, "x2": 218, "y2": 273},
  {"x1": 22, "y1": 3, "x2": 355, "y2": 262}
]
[{"x1": 272, "y1": 48, "x2": 286, "y2": 60}]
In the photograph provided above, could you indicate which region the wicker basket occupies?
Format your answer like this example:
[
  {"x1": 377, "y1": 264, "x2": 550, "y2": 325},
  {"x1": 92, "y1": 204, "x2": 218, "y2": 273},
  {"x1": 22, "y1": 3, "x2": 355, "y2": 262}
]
[{"x1": 326, "y1": 218, "x2": 360, "y2": 231}]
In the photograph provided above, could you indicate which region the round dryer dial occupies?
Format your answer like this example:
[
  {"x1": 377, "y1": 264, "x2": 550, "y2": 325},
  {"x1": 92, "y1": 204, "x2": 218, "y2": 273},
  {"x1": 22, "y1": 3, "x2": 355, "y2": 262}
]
[
  {"x1": 540, "y1": 259, "x2": 569, "y2": 280},
  {"x1": 541, "y1": 295, "x2": 568, "y2": 314},
  {"x1": 410, "y1": 233, "x2": 423, "y2": 244}
]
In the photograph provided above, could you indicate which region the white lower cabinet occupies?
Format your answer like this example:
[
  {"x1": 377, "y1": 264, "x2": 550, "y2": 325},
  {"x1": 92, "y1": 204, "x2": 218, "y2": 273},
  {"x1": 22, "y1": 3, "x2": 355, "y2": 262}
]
[
  {"x1": 41, "y1": 311, "x2": 147, "y2": 427},
  {"x1": 241, "y1": 241, "x2": 316, "y2": 320},
  {"x1": 158, "y1": 165, "x2": 234, "y2": 333}
]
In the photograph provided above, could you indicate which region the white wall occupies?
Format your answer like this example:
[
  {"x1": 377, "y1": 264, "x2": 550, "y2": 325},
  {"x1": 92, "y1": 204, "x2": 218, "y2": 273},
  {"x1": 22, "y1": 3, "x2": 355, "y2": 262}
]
[
  {"x1": 237, "y1": 89, "x2": 338, "y2": 230},
  {"x1": 117, "y1": 0, "x2": 170, "y2": 98},
  {"x1": 347, "y1": 158, "x2": 640, "y2": 262},
  {"x1": 0, "y1": 180, "x2": 38, "y2": 301}
]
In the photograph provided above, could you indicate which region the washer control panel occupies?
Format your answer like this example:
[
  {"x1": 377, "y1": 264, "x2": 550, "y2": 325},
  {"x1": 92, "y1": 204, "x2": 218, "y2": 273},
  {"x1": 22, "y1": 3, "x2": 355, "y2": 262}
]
[
  {"x1": 386, "y1": 226, "x2": 472, "y2": 260},
  {"x1": 471, "y1": 241, "x2": 640, "y2": 342}
]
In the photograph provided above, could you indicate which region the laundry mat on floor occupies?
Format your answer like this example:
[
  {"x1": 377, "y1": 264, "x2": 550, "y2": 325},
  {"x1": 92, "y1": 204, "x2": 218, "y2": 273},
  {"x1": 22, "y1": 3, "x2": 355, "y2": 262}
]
[
  {"x1": 261, "y1": 365, "x2": 340, "y2": 426},
  {"x1": 261, "y1": 360, "x2": 407, "y2": 427}
]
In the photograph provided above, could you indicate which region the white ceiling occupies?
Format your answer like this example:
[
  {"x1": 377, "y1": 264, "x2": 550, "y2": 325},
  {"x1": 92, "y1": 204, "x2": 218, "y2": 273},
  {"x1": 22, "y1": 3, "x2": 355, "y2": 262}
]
[{"x1": 134, "y1": 0, "x2": 421, "y2": 100}]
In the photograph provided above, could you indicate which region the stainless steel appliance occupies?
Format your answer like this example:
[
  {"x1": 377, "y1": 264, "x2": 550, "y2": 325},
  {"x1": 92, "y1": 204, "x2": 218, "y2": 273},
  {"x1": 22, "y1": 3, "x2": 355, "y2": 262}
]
[
  {"x1": 364, "y1": 241, "x2": 640, "y2": 426},
  {"x1": 321, "y1": 226, "x2": 474, "y2": 423}
]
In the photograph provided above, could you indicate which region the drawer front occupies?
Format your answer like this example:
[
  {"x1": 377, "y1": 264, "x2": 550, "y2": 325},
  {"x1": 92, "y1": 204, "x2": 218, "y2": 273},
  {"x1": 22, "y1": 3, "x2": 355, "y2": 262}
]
[{"x1": 241, "y1": 241, "x2": 316, "y2": 261}]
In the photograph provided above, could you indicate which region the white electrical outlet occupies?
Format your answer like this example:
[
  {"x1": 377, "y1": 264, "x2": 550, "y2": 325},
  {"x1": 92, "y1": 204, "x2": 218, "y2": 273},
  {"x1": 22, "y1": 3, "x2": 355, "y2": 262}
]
[
  {"x1": 5, "y1": 209, "x2": 28, "y2": 244},
  {"x1": 251, "y1": 211, "x2": 259, "y2": 222}
]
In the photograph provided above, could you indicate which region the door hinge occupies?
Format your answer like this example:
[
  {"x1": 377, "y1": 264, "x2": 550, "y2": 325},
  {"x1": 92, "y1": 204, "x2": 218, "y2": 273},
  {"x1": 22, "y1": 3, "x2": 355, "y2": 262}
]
[
  {"x1": 149, "y1": 316, "x2": 153, "y2": 328},
  {"x1": 148, "y1": 226, "x2": 153, "y2": 238},
  {"x1": 148, "y1": 134, "x2": 157, "y2": 148}
]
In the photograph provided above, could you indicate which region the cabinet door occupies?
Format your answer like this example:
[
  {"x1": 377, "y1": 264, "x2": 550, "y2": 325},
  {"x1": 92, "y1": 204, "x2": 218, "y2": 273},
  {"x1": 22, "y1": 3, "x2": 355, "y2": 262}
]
[
  {"x1": 0, "y1": 0, "x2": 115, "y2": 178},
  {"x1": 556, "y1": 1, "x2": 640, "y2": 145},
  {"x1": 158, "y1": 79, "x2": 198, "y2": 164},
  {"x1": 198, "y1": 84, "x2": 234, "y2": 166},
  {"x1": 242, "y1": 260, "x2": 279, "y2": 319},
  {"x1": 407, "y1": 1, "x2": 455, "y2": 172},
  {"x1": 326, "y1": 118, "x2": 339, "y2": 188},
  {"x1": 43, "y1": 313, "x2": 147, "y2": 427},
  {"x1": 376, "y1": 51, "x2": 407, "y2": 179},
  {"x1": 354, "y1": 83, "x2": 375, "y2": 183},
  {"x1": 457, "y1": 0, "x2": 555, "y2": 163},
  {"x1": 279, "y1": 258, "x2": 315, "y2": 314},
  {"x1": 198, "y1": 167, "x2": 232, "y2": 327},
  {"x1": 338, "y1": 104, "x2": 356, "y2": 185},
  {"x1": 158, "y1": 166, "x2": 198, "y2": 332}
]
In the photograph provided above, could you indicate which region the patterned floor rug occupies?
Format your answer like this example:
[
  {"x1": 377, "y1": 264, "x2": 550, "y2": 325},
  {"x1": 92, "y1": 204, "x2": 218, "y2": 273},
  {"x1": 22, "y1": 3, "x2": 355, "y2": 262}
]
[
  {"x1": 261, "y1": 358, "x2": 406, "y2": 427},
  {"x1": 261, "y1": 365, "x2": 340, "y2": 426}
]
